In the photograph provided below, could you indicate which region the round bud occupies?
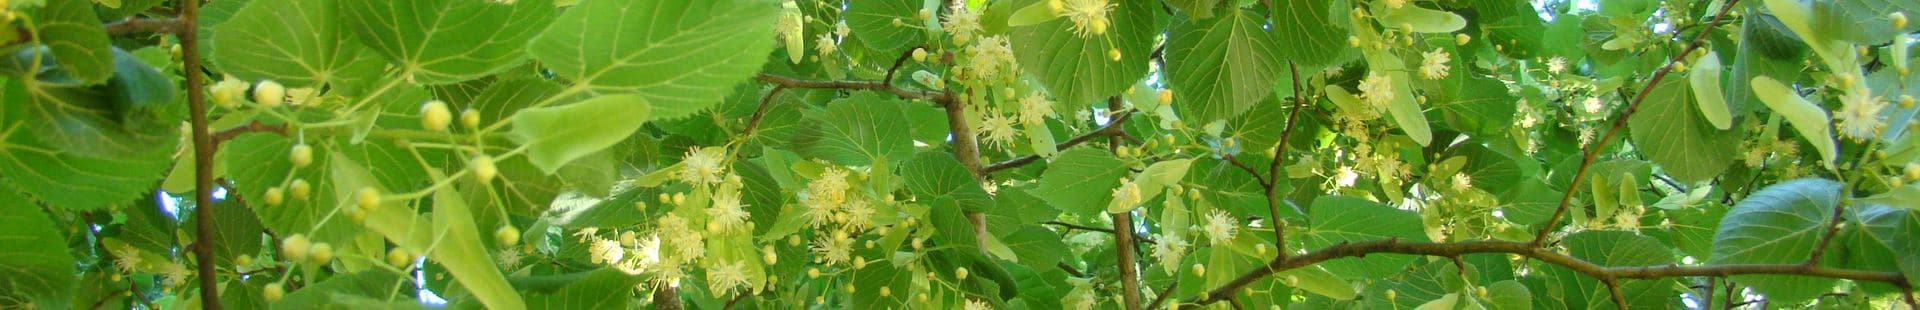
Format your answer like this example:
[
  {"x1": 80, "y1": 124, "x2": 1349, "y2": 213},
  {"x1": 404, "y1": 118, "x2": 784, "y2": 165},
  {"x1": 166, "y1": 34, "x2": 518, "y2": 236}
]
[
  {"x1": 1092, "y1": 19, "x2": 1108, "y2": 35},
  {"x1": 263, "y1": 283, "x2": 286, "y2": 302},
  {"x1": 471, "y1": 155, "x2": 497, "y2": 183},
  {"x1": 1049, "y1": 0, "x2": 1063, "y2": 14},
  {"x1": 808, "y1": 268, "x2": 821, "y2": 279},
  {"x1": 263, "y1": 187, "x2": 286, "y2": 206},
  {"x1": 211, "y1": 78, "x2": 250, "y2": 108},
  {"x1": 912, "y1": 48, "x2": 928, "y2": 62},
  {"x1": 1348, "y1": 36, "x2": 1361, "y2": 47},
  {"x1": 1895, "y1": 12, "x2": 1910, "y2": 29},
  {"x1": 282, "y1": 234, "x2": 312, "y2": 262},
  {"x1": 309, "y1": 243, "x2": 333, "y2": 264},
  {"x1": 918, "y1": 9, "x2": 930, "y2": 20},
  {"x1": 1903, "y1": 95, "x2": 1916, "y2": 109},
  {"x1": 763, "y1": 245, "x2": 778, "y2": 265},
  {"x1": 356, "y1": 187, "x2": 381, "y2": 211},
  {"x1": 955, "y1": 267, "x2": 969, "y2": 280},
  {"x1": 892, "y1": 18, "x2": 903, "y2": 26},
  {"x1": 854, "y1": 256, "x2": 868, "y2": 269},
  {"x1": 496, "y1": 225, "x2": 521, "y2": 247},
  {"x1": 254, "y1": 80, "x2": 286, "y2": 108},
  {"x1": 880, "y1": 287, "x2": 892, "y2": 297},
  {"x1": 1455, "y1": 33, "x2": 1471, "y2": 46},
  {"x1": 288, "y1": 179, "x2": 312, "y2": 201},
  {"x1": 911, "y1": 238, "x2": 924, "y2": 250},
  {"x1": 1157, "y1": 89, "x2": 1173, "y2": 106},
  {"x1": 1108, "y1": 48, "x2": 1121, "y2": 61},
  {"x1": 289, "y1": 144, "x2": 314, "y2": 168},
  {"x1": 1192, "y1": 263, "x2": 1206, "y2": 277},
  {"x1": 387, "y1": 248, "x2": 414, "y2": 267},
  {"x1": 420, "y1": 100, "x2": 453, "y2": 132},
  {"x1": 673, "y1": 193, "x2": 687, "y2": 205},
  {"x1": 1385, "y1": 289, "x2": 1397, "y2": 301},
  {"x1": 1907, "y1": 164, "x2": 1920, "y2": 181},
  {"x1": 236, "y1": 255, "x2": 254, "y2": 267},
  {"x1": 460, "y1": 109, "x2": 481, "y2": 129}
]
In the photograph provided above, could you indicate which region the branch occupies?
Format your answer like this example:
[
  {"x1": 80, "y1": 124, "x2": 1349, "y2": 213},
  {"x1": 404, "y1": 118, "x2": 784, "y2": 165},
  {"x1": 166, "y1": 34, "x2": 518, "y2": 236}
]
[
  {"x1": 1146, "y1": 280, "x2": 1178, "y2": 310},
  {"x1": 740, "y1": 86, "x2": 787, "y2": 138},
  {"x1": 1106, "y1": 96, "x2": 1144, "y2": 310},
  {"x1": 753, "y1": 73, "x2": 952, "y2": 103},
  {"x1": 211, "y1": 120, "x2": 290, "y2": 146},
  {"x1": 178, "y1": 0, "x2": 222, "y2": 306},
  {"x1": 1045, "y1": 220, "x2": 1115, "y2": 233},
  {"x1": 1185, "y1": 239, "x2": 1909, "y2": 307},
  {"x1": 1534, "y1": 0, "x2": 1741, "y2": 245},
  {"x1": 980, "y1": 110, "x2": 1134, "y2": 174},
  {"x1": 104, "y1": 17, "x2": 181, "y2": 35}
]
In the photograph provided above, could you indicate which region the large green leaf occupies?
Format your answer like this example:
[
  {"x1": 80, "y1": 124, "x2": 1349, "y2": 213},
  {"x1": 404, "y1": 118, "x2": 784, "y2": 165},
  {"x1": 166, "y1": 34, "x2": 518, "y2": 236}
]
[
  {"x1": 1302, "y1": 196, "x2": 1427, "y2": 279},
  {"x1": 1166, "y1": 9, "x2": 1288, "y2": 123},
  {"x1": 0, "y1": 190, "x2": 75, "y2": 309},
  {"x1": 796, "y1": 92, "x2": 913, "y2": 166},
  {"x1": 844, "y1": 0, "x2": 926, "y2": 53},
  {"x1": 1268, "y1": 0, "x2": 1353, "y2": 71},
  {"x1": 0, "y1": 79, "x2": 176, "y2": 209},
  {"x1": 30, "y1": 0, "x2": 112, "y2": 84},
  {"x1": 525, "y1": 268, "x2": 643, "y2": 308},
  {"x1": 510, "y1": 94, "x2": 652, "y2": 174},
  {"x1": 221, "y1": 135, "x2": 359, "y2": 244},
  {"x1": 903, "y1": 151, "x2": 993, "y2": 212},
  {"x1": 1853, "y1": 205, "x2": 1920, "y2": 288},
  {"x1": 339, "y1": 0, "x2": 555, "y2": 84},
  {"x1": 1708, "y1": 178, "x2": 1843, "y2": 304},
  {"x1": 1026, "y1": 148, "x2": 1129, "y2": 217},
  {"x1": 1627, "y1": 77, "x2": 1740, "y2": 183},
  {"x1": 1538, "y1": 231, "x2": 1675, "y2": 309},
  {"x1": 0, "y1": 47, "x2": 181, "y2": 158},
  {"x1": 1009, "y1": 0, "x2": 1153, "y2": 107},
  {"x1": 1000, "y1": 225, "x2": 1071, "y2": 271},
  {"x1": 210, "y1": 0, "x2": 384, "y2": 87},
  {"x1": 527, "y1": 0, "x2": 776, "y2": 120}
]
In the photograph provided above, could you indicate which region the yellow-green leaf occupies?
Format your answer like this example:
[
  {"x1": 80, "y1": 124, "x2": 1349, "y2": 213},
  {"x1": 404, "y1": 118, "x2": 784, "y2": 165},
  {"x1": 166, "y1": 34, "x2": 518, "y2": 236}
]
[
  {"x1": 1750, "y1": 76, "x2": 1837, "y2": 169},
  {"x1": 1689, "y1": 50, "x2": 1733, "y2": 130}
]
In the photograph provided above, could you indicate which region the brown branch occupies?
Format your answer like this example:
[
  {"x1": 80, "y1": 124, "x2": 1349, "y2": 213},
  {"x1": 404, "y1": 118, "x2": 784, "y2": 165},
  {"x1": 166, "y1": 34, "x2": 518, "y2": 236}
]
[
  {"x1": 653, "y1": 286, "x2": 683, "y2": 310},
  {"x1": 882, "y1": 45, "x2": 927, "y2": 88},
  {"x1": 211, "y1": 120, "x2": 289, "y2": 146},
  {"x1": 1603, "y1": 279, "x2": 1628, "y2": 310},
  {"x1": 1107, "y1": 96, "x2": 1143, "y2": 310},
  {"x1": 178, "y1": 0, "x2": 222, "y2": 306},
  {"x1": 1534, "y1": 0, "x2": 1741, "y2": 245},
  {"x1": 1146, "y1": 280, "x2": 1178, "y2": 310},
  {"x1": 740, "y1": 86, "x2": 787, "y2": 138},
  {"x1": 753, "y1": 73, "x2": 952, "y2": 103},
  {"x1": 1184, "y1": 239, "x2": 1909, "y2": 308},
  {"x1": 980, "y1": 110, "x2": 1134, "y2": 174},
  {"x1": 1045, "y1": 220, "x2": 1116, "y2": 233},
  {"x1": 104, "y1": 17, "x2": 181, "y2": 35},
  {"x1": 1220, "y1": 154, "x2": 1270, "y2": 187}
]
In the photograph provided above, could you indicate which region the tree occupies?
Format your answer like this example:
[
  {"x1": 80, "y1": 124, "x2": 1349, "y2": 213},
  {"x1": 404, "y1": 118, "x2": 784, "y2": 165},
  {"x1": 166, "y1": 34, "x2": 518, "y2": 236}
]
[{"x1": 0, "y1": 0, "x2": 1917, "y2": 309}]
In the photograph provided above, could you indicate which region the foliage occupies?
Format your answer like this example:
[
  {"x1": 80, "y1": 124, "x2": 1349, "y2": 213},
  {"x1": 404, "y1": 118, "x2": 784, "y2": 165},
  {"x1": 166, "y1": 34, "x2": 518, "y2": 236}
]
[{"x1": 3, "y1": 0, "x2": 1920, "y2": 309}]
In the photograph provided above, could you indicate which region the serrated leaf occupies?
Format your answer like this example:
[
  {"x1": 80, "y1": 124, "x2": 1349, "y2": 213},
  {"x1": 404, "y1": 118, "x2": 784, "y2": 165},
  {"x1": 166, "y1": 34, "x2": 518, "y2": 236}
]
[
  {"x1": 1708, "y1": 178, "x2": 1843, "y2": 304},
  {"x1": 31, "y1": 0, "x2": 112, "y2": 84},
  {"x1": 0, "y1": 190, "x2": 75, "y2": 309},
  {"x1": 1167, "y1": 9, "x2": 1288, "y2": 123},
  {"x1": 903, "y1": 151, "x2": 993, "y2": 212},
  {"x1": 1027, "y1": 148, "x2": 1129, "y2": 217},
  {"x1": 845, "y1": 0, "x2": 926, "y2": 52},
  {"x1": 1628, "y1": 77, "x2": 1742, "y2": 182},
  {"x1": 1010, "y1": 0, "x2": 1153, "y2": 107},
  {"x1": 1852, "y1": 205, "x2": 1920, "y2": 290},
  {"x1": 798, "y1": 92, "x2": 914, "y2": 166},
  {"x1": 339, "y1": 0, "x2": 554, "y2": 84},
  {"x1": 510, "y1": 94, "x2": 652, "y2": 174},
  {"x1": 1268, "y1": 0, "x2": 1353, "y2": 71},
  {"x1": 1303, "y1": 196, "x2": 1427, "y2": 279},
  {"x1": 0, "y1": 75, "x2": 177, "y2": 209},
  {"x1": 210, "y1": 0, "x2": 383, "y2": 87},
  {"x1": 528, "y1": 0, "x2": 776, "y2": 120}
]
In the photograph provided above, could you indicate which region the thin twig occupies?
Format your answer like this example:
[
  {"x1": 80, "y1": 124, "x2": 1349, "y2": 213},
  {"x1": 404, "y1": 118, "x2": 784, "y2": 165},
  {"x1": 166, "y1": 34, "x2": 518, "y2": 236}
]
[
  {"x1": 1045, "y1": 220, "x2": 1116, "y2": 233},
  {"x1": 1534, "y1": 0, "x2": 1742, "y2": 245},
  {"x1": 739, "y1": 86, "x2": 787, "y2": 138},
  {"x1": 882, "y1": 45, "x2": 926, "y2": 88},
  {"x1": 1184, "y1": 239, "x2": 1908, "y2": 307},
  {"x1": 753, "y1": 73, "x2": 952, "y2": 103},
  {"x1": 104, "y1": 17, "x2": 181, "y2": 35},
  {"x1": 981, "y1": 111, "x2": 1134, "y2": 174},
  {"x1": 1146, "y1": 280, "x2": 1178, "y2": 310},
  {"x1": 211, "y1": 120, "x2": 290, "y2": 146},
  {"x1": 1604, "y1": 279, "x2": 1628, "y2": 310}
]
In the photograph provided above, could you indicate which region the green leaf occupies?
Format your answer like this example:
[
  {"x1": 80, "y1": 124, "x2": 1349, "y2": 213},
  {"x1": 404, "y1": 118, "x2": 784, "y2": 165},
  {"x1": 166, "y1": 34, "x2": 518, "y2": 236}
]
[
  {"x1": 270, "y1": 270, "x2": 412, "y2": 310},
  {"x1": 339, "y1": 0, "x2": 555, "y2": 84},
  {"x1": 0, "y1": 79, "x2": 177, "y2": 209},
  {"x1": 850, "y1": 242, "x2": 915, "y2": 309},
  {"x1": 1627, "y1": 77, "x2": 1741, "y2": 183},
  {"x1": 1134, "y1": 158, "x2": 1193, "y2": 203},
  {"x1": 527, "y1": 0, "x2": 776, "y2": 120},
  {"x1": 525, "y1": 268, "x2": 642, "y2": 308},
  {"x1": 1749, "y1": 76, "x2": 1838, "y2": 169},
  {"x1": 1853, "y1": 205, "x2": 1920, "y2": 288},
  {"x1": 511, "y1": 94, "x2": 652, "y2": 174},
  {"x1": 0, "y1": 190, "x2": 75, "y2": 309},
  {"x1": 30, "y1": 0, "x2": 112, "y2": 84},
  {"x1": 1280, "y1": 266, "x2": 1357, "y2": 300},
  {"x1": 797, "y1": 92, "x2": 914, "y2": 166},
  {"x1": 1708, "y1": 178, "x2": 1843, "y2": 304},
  {"x1": 1268, "y1": 0, "x2": 1354, "y2": 71},
  {"x1": 1026, "y1": 148, "x2": 1129, "y2": 217},
  {"x1": 202, "y1": 199, "x2": 266, "y2": 266},
  {"x1": 1000, "y1": 225, "x2": 1071, "y2": 271},
  {"x1": 0, "y1": 47, "x2": 182, "y2": 158},
  {"x1": 1008, "y1": 0, "x2": 1060, "y2": 26},
  {"x1": 1166, "y1": 9, "x2": 1288, "y2": 123},
  {"x1": 1010, "y1": 0, "x2": 1153, "y2": 107},
  {"x1": 210, "y1": 0, "x2": 384, "y2": 87},
  {"x1": 903, "y1": 151, "x2": 993, "y2": 212},
  {"x1": 1303, "y1": 196, "x2": 1427, "y2": 279},
  {"x1": 1380, "y1": 5, "x2": 1468, "y2": 33},
  {"x1": 1689, "y1": 50, "x2": 1733, "y2": 130},
  {"x1": 1540, "y1": 231, "x2": 1675, "y2": 309},
  {"x1": 1484, "y1": 280, "x2": 1533, "y2": 310},
  {"x1": 220, "y1": 135, "x2": 354, "y2": 244},
  {"x1": 844, "y1": 0, "x2": 926, "y2": 53}
]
